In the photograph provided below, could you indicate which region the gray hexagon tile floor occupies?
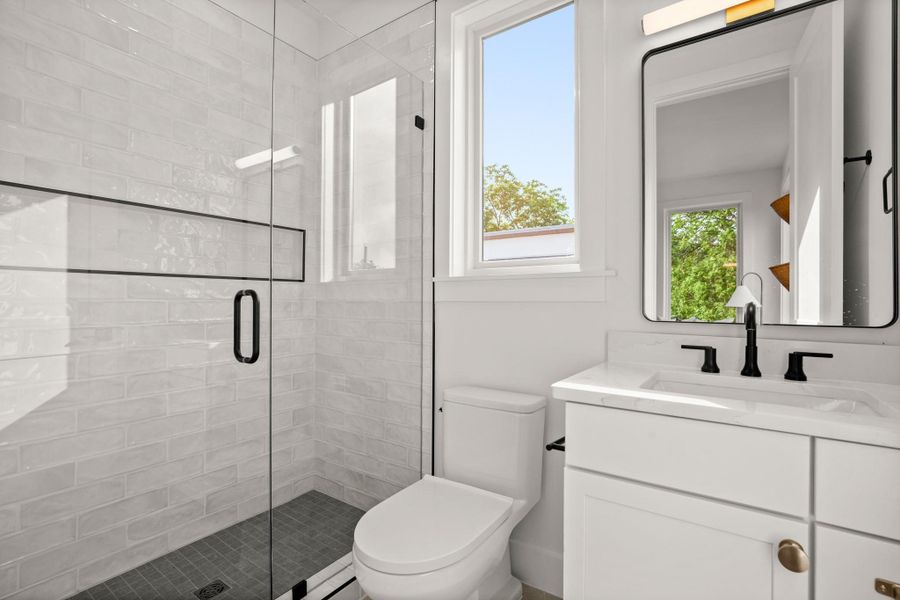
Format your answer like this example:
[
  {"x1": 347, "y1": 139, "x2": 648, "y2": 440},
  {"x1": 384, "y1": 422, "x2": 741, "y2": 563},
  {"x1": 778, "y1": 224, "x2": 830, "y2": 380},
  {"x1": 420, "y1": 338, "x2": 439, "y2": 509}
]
[{"x1": 66, "y1": 491, "x2": 364, "y2": 600}]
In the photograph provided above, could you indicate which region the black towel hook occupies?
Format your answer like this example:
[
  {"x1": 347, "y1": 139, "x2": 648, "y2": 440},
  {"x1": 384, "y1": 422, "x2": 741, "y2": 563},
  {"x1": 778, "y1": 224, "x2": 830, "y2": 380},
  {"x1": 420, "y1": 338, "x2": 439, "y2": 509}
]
[{"x1": 844, "y1": 149, "x2": 872, "y2": 165}]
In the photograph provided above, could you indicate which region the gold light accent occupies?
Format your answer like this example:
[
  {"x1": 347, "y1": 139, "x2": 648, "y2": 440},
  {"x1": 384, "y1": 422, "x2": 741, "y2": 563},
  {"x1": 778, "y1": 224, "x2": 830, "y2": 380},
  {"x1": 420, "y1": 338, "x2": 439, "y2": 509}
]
[{"x1": 726, "y1": 0, "x2": 775, "y2": 24}]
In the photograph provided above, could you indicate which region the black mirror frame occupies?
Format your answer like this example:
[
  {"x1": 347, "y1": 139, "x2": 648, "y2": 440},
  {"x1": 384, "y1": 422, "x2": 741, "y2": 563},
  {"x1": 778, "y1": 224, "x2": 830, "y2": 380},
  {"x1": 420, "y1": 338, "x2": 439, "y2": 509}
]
[{"x1": 640, "y1": 0, "x2": 900, "y2": 329}]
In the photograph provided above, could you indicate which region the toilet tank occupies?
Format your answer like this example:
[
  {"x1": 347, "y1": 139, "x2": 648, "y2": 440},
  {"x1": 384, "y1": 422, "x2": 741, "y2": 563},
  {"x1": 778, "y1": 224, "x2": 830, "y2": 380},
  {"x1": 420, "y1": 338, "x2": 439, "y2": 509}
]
[{"x1": 442, "y1": 387, "x2": 546, "y2": 509}]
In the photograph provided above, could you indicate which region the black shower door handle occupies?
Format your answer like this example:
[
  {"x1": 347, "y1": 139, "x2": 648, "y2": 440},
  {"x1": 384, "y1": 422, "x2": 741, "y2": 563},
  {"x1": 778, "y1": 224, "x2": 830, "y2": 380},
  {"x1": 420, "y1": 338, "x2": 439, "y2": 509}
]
[
  {"x1": 233, "y1": 289, "x2": 260, "y2": 364},
  {"x1": 884, "y1": 167, "x2": 895, "y2": 214}
]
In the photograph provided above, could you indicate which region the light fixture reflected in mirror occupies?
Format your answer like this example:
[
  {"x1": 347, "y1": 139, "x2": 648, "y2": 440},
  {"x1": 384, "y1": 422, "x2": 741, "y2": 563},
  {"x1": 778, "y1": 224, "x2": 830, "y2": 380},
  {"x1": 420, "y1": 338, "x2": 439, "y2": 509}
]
[{"x1": 727, "y1": 272, "x2": 763, "y2": 323}]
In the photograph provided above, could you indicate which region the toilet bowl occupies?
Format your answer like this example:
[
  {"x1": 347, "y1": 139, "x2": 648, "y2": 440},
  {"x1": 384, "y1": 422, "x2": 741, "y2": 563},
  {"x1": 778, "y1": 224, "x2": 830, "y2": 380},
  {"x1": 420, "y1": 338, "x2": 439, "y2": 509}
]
[{"x1": 352, "y1": 387, "x2": 546, "y2": 600}]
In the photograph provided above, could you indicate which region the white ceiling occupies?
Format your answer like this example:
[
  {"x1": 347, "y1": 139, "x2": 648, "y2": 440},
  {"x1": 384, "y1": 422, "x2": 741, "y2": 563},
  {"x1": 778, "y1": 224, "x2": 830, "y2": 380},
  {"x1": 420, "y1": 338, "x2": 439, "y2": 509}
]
[
  {"x1": 276, "y1": 0, "x2": 357, "y2": 59},
  {"x1": 303, "y1": 0, "x2": 431, "y2": 38},
  {"x1": 657, "y1": 77, "x2": 790, "y2": 183},
  {"x1": 211, "y1": 0, "x2": 431, "y2": 59}
]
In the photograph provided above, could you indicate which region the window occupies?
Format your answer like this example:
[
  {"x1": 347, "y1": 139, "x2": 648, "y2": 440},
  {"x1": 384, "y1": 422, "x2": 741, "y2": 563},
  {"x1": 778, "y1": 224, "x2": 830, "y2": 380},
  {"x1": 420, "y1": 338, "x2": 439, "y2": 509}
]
[
  {"x1": 480, "y1": 3, "x2": 575, "y2": 264},
  {"x1": 441, "y1": 0, "x2": 610, "y2": 299},
  {"x1": 668, "y1": 206, "x2": 739, "y2": 322},
  {"x1": 350, "y1": 79, "x2": 397, "y2": 272},
  {"x1": 320, "y1": 78, "x2": 399, "y2": 282}
]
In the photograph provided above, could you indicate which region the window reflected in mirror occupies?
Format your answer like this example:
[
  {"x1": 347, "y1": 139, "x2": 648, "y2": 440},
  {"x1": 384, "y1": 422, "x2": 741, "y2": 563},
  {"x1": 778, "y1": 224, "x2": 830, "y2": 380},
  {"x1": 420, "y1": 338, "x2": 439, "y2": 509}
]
[
  {"x1": 320, "y1": 74, "x2": 419, "y2": 283},
  {"x1": 668, "y1": 206, "x2": 739, "y2": 323},
  {"x1": 350, "y1": 79, "x2": 397, "y2": 272}
]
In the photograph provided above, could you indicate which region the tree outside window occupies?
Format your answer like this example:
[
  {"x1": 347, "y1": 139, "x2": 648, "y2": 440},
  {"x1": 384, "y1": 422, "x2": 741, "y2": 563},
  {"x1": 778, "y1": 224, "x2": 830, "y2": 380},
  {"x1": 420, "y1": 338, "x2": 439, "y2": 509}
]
[
  {"x1": 669, "y1": 207, "x2": 738, "y2": 322},
  {"x1": 482, "y1": 164, "x2": 573, "y2": 232}
]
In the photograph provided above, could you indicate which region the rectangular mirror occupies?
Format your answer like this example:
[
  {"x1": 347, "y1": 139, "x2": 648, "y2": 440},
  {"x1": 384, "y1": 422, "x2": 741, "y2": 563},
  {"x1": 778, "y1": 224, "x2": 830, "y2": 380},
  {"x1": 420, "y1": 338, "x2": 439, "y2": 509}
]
[{"x1": 643, "y1": 0, "x2": 899, "y2": 327}]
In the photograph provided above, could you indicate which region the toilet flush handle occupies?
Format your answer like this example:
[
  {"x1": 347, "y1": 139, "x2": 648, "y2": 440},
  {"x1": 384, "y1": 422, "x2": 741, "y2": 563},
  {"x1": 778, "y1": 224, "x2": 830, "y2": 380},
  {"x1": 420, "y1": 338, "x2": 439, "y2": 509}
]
[{"x1": 545, "y1": 436, "x2": 565, "y2": 452}]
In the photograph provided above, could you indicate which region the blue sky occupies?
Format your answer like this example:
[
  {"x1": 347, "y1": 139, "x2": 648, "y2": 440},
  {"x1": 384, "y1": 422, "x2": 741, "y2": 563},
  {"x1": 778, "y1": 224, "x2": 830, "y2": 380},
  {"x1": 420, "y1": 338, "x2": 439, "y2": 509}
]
[{"x1": 482, "y1": 3, "x2": 575, "y2": 215}]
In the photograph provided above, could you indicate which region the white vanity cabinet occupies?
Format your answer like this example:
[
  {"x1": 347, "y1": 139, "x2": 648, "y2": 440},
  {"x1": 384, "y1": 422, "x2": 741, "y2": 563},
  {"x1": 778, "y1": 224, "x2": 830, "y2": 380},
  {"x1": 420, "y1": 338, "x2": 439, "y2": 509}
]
[
  {"x1": 565, "y1": 469, "x2": 810, "y2": 600},
  {"x1": 563, "y1": 403, "x2": 900, "y2": 600}
]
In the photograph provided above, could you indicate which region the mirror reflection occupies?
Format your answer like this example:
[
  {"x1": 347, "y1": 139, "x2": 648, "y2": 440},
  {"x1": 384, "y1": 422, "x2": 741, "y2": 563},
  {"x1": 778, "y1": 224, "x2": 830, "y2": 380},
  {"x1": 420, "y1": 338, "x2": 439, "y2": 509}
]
[{"x1": 643, "y1": 0, "x2": 897, "y2": 326}]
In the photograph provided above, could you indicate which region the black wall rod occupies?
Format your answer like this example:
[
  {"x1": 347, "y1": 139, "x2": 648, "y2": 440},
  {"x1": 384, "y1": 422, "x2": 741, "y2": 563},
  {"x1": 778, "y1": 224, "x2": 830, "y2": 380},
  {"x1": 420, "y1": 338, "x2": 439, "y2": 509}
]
[
  {"x1": 844, "y1": 149, "x2": 873, "y2": 165},
  {"x1": 545, "y1": 436, "x2": 566, "y2": 452}
]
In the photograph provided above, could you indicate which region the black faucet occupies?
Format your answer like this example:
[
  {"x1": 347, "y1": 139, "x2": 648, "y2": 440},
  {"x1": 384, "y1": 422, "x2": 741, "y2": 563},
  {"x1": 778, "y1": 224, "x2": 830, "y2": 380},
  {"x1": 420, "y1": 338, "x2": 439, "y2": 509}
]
[
  {"x1": 784, "y1": 352, "x2": 834, "y2": 381},
  {"x1": 740, "y1": 302, "x2": 761, "y2": 377},
  {"x1": 681, "y1": 345, "x2": 720, "y2": 373}
]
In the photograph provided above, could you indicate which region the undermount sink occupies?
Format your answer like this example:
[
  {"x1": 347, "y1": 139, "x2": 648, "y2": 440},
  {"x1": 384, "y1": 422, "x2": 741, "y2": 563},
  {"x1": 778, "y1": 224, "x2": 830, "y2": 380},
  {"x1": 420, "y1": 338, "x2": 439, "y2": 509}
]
[{"x1": 640, "y1": 371, "x2": 895, "y2": 417}]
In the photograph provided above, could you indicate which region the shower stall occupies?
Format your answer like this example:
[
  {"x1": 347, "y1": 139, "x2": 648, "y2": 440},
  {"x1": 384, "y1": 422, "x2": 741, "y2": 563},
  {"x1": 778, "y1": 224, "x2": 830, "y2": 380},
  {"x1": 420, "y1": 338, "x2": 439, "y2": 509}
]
[{"x1": 0, "y1": 1, "x2": 434, "y2": 598}]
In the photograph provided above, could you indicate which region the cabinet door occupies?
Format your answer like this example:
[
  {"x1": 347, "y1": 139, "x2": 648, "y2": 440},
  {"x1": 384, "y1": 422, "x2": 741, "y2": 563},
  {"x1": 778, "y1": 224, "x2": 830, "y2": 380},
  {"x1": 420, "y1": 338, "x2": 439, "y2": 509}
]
[
  {"x1": 816, "y1": 525, "x2": 900, "y2": 600},
  {"x1": 564, "y1": 468, "x2": 809, "y2": 600}
]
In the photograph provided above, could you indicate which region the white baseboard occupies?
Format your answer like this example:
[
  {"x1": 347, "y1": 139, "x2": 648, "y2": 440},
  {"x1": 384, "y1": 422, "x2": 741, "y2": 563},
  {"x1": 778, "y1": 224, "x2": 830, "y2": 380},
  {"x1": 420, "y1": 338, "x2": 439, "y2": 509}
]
[{"x1": 509, "y1": 538, "x2": 563, "y2": 598}]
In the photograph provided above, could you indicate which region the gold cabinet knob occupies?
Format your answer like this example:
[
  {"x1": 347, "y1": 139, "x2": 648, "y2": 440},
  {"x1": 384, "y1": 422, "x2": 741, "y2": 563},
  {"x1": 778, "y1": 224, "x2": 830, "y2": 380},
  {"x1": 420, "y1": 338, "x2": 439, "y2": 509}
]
[
  {"x1": 777, "y1": 539, "x2": 810, "y2": 573},
  {"x1": 875, "y1": 578, "x2": 900, "y2": 599}
]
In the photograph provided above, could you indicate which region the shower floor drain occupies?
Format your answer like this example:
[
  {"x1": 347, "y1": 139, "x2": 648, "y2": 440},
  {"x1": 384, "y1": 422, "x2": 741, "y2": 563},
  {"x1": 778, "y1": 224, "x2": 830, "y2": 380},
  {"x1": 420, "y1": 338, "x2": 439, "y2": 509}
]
[{"x1": 194, "y1": 580, "x2": 230, "y2": 599}]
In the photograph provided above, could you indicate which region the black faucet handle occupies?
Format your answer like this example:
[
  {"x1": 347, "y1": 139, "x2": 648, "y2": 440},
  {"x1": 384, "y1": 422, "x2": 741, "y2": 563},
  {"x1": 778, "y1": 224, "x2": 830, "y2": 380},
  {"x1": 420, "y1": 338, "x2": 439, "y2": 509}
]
[
  {"x1": 784, "y1": 352, "x2": 834, "y2": 382},
  {"x1": 681, "y1": 345, "x2": 720, "y2": 373}
]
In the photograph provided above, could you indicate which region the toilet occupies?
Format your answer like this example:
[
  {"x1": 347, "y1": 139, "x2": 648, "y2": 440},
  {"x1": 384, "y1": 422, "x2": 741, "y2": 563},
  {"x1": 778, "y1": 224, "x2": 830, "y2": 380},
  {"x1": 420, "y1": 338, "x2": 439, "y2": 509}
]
[{"x1": 353, "y1": 386, "x2": 546, "y2": 600}]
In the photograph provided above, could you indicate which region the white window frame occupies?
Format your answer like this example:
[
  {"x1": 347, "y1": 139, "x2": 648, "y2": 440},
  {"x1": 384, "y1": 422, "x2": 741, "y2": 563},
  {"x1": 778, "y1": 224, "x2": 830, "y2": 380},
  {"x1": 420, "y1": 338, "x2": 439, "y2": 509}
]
[{"x1": 450, "y1": 0, "x2": 581, "y2": 277}]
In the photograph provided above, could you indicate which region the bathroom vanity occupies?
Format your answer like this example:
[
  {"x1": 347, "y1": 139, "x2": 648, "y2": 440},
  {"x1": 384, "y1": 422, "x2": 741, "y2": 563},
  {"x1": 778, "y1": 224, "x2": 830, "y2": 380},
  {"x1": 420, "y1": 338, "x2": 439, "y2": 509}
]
[{"x1": 553, "y1": 333, "x2": 900, "y2": 600}]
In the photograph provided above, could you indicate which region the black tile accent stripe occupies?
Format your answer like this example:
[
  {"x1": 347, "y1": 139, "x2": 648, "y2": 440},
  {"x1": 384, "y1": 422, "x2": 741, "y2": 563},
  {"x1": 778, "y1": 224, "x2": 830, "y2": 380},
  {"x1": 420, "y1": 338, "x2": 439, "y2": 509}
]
[{"x1": 66, "y1": 491, "x2": 363, "y2": 600}]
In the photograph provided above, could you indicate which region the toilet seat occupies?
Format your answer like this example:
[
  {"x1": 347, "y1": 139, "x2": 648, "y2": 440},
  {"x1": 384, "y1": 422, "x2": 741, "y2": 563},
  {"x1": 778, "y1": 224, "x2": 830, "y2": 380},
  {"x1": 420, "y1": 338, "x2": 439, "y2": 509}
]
[{"x1": 353, "y1": 475, "x2": 513, "y2": 575}]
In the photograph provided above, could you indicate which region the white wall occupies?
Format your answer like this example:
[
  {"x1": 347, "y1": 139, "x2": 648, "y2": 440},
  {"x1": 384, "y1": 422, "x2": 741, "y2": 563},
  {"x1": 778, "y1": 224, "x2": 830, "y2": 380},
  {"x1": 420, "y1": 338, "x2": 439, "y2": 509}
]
[{"x1": 434, "y1": 0, "x2": 900, "y2": 596}]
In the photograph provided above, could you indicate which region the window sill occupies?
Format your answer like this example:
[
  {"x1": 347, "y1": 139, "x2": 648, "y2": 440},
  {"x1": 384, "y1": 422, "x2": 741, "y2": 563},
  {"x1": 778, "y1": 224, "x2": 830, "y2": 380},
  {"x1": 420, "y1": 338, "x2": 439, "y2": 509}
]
[{"x1": 434, "y1": 269, "x2": 616, "y2": 303}]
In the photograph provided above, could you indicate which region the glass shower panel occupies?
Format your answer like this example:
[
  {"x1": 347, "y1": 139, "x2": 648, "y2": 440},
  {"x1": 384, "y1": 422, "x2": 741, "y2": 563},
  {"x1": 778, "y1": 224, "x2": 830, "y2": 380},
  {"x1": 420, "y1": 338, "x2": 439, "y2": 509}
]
[
  {"x1": 0, "y1": 1, "x2": 280, "y2": 599},
  {"x1": 270, "y1": 4, "x2": 431, "y2": 593},
  {"x1": 267, "y1": 37, "x2": 326, "y2": 598}
]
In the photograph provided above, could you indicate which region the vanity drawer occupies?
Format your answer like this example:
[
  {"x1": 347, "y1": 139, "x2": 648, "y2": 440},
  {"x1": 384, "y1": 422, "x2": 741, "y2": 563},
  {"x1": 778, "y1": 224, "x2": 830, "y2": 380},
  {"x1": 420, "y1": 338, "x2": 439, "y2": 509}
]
[
  {"x1": 815, "y1": 439, "x2": 900, "y2": 541},
  {"x1": 565, "y1": 403, "x2": 810, "y2": 516},
  {"x1": 815, "y1": 525, "x2": 900, "y2": 600}
]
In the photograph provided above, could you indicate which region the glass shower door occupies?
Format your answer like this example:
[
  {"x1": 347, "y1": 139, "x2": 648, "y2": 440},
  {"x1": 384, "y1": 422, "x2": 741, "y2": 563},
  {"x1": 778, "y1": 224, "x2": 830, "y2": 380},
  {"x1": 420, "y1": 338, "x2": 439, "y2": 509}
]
[
  {"x1": 0, "y1": 186, "x2": 288, "y2": 600},
  {"x1": 0, "y1": 0, "x2": 288, "y2": 598}
]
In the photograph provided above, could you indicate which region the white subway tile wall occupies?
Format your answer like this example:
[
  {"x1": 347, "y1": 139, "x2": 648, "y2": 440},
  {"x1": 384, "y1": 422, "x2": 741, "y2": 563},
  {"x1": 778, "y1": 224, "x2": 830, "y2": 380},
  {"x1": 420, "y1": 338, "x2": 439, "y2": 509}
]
[
  {"x1": 310, "y1": 3, "x2": 434, "y2": 510},
  {"x1": 0, "y1": 0, "x2": 433, "y2": 597}
]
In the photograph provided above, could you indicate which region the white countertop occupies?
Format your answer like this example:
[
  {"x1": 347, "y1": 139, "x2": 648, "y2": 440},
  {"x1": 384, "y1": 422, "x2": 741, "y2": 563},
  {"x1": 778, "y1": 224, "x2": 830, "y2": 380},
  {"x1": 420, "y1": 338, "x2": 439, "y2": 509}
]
[{"x1": 552, "y1": 361, "x2": 900, "y2": 449}]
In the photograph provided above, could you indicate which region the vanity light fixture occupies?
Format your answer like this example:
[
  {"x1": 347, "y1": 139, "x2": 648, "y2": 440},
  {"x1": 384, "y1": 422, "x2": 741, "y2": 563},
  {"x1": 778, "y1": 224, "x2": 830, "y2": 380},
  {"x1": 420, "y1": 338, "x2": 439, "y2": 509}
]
[
  {"x1": 234, "y1": 145, "x2": 301, "y2": 170},
  {"x1": 642, "y1": 0, "x2": 774, "y2": 36}
]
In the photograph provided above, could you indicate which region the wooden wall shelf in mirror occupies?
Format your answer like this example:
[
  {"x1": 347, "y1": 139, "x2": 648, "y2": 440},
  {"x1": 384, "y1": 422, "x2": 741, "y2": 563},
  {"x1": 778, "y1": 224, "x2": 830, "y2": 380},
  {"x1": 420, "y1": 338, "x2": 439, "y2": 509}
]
[{"x1": 771, "y1": 194, "x2": 790, "y2": 224}]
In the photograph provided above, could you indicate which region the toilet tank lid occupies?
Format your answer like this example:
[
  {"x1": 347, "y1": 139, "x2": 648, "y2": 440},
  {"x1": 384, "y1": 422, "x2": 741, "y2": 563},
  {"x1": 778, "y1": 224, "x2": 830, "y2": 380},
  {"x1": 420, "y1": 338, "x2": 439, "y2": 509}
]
[{"x1": 443, "y1": 386, "x2": 546, "y2": 414}]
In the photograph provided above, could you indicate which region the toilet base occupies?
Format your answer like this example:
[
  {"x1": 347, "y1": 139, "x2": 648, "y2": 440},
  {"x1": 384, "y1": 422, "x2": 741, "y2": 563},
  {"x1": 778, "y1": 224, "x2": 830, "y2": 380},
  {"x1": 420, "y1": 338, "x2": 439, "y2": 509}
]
[{"x1": 469, "y1": 549, "x2": 522, "y2": 600}]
